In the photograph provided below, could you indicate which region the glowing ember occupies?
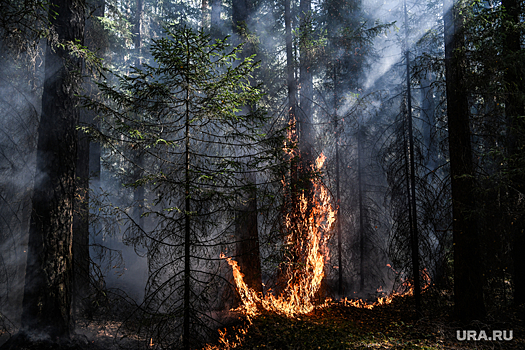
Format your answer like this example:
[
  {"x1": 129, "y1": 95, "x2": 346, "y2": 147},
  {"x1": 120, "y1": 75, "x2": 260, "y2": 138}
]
[{"x1": 222, "y1": 152, "x2": 335, "y2": 318}]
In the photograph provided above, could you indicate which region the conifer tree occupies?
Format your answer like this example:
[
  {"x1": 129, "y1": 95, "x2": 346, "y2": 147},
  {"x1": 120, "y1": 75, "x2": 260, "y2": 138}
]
[{"x1": 88, "y1": 26, "x2": 283, "y2": 349}]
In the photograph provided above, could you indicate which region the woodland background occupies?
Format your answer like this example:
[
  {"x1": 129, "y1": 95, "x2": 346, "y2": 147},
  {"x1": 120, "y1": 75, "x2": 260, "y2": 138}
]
[{"x1": 0, "y1": 0, "x2": 524, "y2": 348}]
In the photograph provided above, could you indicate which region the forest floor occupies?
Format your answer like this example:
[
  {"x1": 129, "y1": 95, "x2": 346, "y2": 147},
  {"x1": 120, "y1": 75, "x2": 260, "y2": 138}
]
[
  {"x1": 1, "y1": 292, "x2": 523, "y2": 349},
  {"x1": 205, "y1": 293, "x2": 525, "y2": 350}
]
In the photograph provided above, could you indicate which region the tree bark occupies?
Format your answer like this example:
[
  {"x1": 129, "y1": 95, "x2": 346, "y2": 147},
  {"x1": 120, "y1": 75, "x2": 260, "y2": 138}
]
[
  {"x1": 20, "y1": 0, "x2": 85, "y2": 340},
  {"x1": 72, "y1": 0, "x2": 105, "y2": 320},
  {"x1": 298, "y1": 0, "x2": 314, "y2": 174},
  {"x1": 357, "y1": 126, "x2": 365, "y2": 292},
  {"x1": 235, "y1": 176, "x2": 263, "y2": 294},
  {"x1": 444, "y1": 0, "x2": 485, "y2": 321},
  {"x1": 333, "y1": 66, "x2": 343, "y2": 296},
  {"x1": 501, "y1": 0, "x2": 525, "y2": 308},
  {"x1": 183, "y1": 36, "x2": 192, "y2": 350},
  {"x1": 403, "y1": 0, "x2": 421, "y2": 317},
  {"x1": 232, "y1": 0, "x2": 263, "y2": 294},
  {"x1": 133, "y1": 0, "x2": 144, "y2": 229}
]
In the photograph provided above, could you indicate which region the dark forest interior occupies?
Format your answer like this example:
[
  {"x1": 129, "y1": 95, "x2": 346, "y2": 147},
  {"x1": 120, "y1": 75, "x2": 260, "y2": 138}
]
[{"x1": 1, "y1": 0, "x2": 525, "y2": 348}]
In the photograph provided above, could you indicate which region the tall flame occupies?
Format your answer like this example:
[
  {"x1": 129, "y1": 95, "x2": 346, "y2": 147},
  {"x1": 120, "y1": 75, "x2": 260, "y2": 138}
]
[{"x1": 222, "y1": 153, "x2": 335, "y2": 318}]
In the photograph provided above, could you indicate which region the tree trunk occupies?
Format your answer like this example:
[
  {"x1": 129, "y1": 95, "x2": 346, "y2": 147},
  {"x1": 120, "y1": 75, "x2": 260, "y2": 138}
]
[
  {"x1": 403, "y1": 0, "x2": 421, "y2": 317},
  {"x1": 500, "y1": 0, "x2": 525, "y2": 310},
  {"x1": 232, "y1": 0, "x2": 247, "y2": 33},
  {"x1": 202, "y1": 0, "x2": 209, "y2": 29},
  {"x1": 444, "y1": 0, "x2": 485, "y2": 321},
  {"x1": 285, "y1": 0, "x2": 297, "y2": 162},
  {"x1": 183, "y1": 36, "x2": 192, "y2": 350},
  {"x1": 72, "y1": 0, "x2": 105, "y2": 321},
  {"x1": 333, "y1": 66, "x2": 343, "y2": 296},
  {"x1": 298, "y1": 0, "x2": 314, "y2": 174},
  {"x1": 72, "y1": 119, "x2": 90, "y2": 320},
  {"x1": 235, "y1": 175, "x2": 263, "y2": 294},
  {"x1": 210, "y1": 0, "x2": 222, "y2": 38},
  {"x1": 420, "y1": 72, "x2": 436, "y2": 167},
  {"x1": 133, "y1": 0, "x2": 144, "y2": 229},
  {"x1": 19, "y1": 0, "x2": 85, "y2": 340},
  {"x1": 357, "y1": 126, "x2": 365, "y2": 292},
  {"x1": 231, "y1": 0, "x2": 263, "y2": 294},
  {"x1": 285, "y1": 0, "x2": 300, "y2": 266}
]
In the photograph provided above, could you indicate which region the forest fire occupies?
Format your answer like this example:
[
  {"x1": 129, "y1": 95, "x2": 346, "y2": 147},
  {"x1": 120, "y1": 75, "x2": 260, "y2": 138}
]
[
  {"x1": 222, "y1": 153, "x2": 336, "y2": 318},
  {"x1": 340, "y1": 268, "x2": 432, "y2": 310}
]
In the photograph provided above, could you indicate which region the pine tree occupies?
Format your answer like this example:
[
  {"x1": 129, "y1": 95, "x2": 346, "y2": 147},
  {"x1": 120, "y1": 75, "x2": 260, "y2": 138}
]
[{"x1": 88, "y1": 26, "x2": 283, "y2": 349}]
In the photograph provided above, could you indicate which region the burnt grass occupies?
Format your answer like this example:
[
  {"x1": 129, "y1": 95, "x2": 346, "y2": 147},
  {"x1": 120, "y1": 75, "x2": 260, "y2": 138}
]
[{"x1": 206, "y1": 292, "x2": 525, "y2": 350}]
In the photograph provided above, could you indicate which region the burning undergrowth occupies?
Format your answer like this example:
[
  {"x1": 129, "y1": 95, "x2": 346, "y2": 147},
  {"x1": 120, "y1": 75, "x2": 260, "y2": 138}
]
[
  {"x1": 221, "y1": 152, "x2": 336, "y2": 319},
  {"x1": 208, "y1": 148, "x2": 437, "y2": 349},
  {"x1": 205, "y1": 292, "x2": 525, "y2": 350}
]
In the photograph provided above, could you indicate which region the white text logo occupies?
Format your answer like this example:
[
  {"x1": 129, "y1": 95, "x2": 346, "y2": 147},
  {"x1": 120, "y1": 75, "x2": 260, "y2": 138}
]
[{"x1": 456, "y1": 330, "x2": 513, "y2": 341}]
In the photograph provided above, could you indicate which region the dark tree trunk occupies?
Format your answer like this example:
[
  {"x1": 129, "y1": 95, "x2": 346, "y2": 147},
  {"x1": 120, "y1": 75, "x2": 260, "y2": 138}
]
[
  {"x1": 403, "y1": 0, "x2": 421, "y2": 317},
  {"x1": 285, "y1": 0, "x2": 300, "y2": 261},
  {"x1": 183, "y1": 37, "x2": 192, "y2": 350},
  {"x1": 501, "y1": 0, "x2": 525, "y2": 309},
  {"x1": 444, "y1": 0, "x2": 485, "y2": 321},
  {"x1": 19, "y1": 0, "x2": 85, "y2": 340},
  {"x1": 333, "y1": 67, "x2": 343, "y2": 296},
  {"x1": 285, "y1": 0, "x2": 297, "y2": 158},
  {"x1": 88, "y1": 0, "x2": 103, "y2": 184},
  {"x1": 420, "y1": 72, "x2": 436, "y2": 166},
  {"x1": 235, "y1": 175, "x2": 263, "y2": 294},
  {"x1": 298, "y1": 0, "x2": 314, "y2": 174},
  {"x1": 133, "y1": 0, "x2": 144, "y2": 229},
  {"x1": 357, "y1": 126, "x2": 365, "y2": 292},
  {"x1": 72, "y1": 121, "x2": 90, "y2": 319},
  {"x1": 232, "y1": 0, "x2": 248, "y2": 33},
  {"x1": 72, "y1": 0, "x2": 105, "y2": 320},
  {"x1": 134, "y1": 0, "x2": 142, "y2": 64},
  {"x1": 232, "y1": 0, "x2": 262, "y2": 294}
]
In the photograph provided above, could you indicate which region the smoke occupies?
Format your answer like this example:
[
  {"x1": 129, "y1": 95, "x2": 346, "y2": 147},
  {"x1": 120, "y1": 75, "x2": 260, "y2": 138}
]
[
  {"x1": 0, "y1": 0, "x2": 457, "y2": 347},
  {"x1": 0, "y1": 57, "x2": 40, "y2": 330}
]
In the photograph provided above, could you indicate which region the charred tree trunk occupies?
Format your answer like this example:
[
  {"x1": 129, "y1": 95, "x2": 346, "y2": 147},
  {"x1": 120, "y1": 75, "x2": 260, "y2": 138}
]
[
  {"x1": 16, "y1": 0, "x2": 85, "y2": 342},
  {"x1": 444, "y1": 0, "x2": 485, "y2": 321}
]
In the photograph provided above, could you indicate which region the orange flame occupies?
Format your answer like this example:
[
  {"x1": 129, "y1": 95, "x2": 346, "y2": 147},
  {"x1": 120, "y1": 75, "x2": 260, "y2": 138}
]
[
  {"x1": 203, "y1": 324, "x2": 250, "y2": 350},
  {"x1": 222, "y1": 152, "x2": 335, "y2": 318},
  {"x1": 339, "y1": 267, "x2": 432, "y2": 310}
]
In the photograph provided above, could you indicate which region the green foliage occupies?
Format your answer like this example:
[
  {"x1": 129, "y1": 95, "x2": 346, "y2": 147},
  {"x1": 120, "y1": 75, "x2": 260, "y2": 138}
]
[{"x1": 86, "y1": 25, "x2": 285, "y2": 348}]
